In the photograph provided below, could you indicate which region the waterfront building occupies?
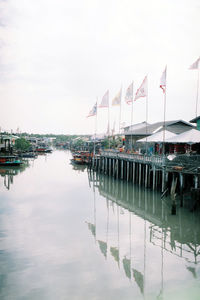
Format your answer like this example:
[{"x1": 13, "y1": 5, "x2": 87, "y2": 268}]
[
  {"x1": 123, "y1": 120, "x2": 194, "y2": 151},
  {"x1": 190, "y1": 115, "x2": 200, "y2": 130}
]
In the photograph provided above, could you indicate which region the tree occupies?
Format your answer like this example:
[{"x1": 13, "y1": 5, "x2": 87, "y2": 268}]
[{"x1": 14, "y1": 138, "x2": 31, "y2": 152}]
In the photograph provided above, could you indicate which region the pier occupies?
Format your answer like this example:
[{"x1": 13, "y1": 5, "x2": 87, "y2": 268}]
[{"x1": 89, "y1": 151, "x2": 200, "y2": 212}]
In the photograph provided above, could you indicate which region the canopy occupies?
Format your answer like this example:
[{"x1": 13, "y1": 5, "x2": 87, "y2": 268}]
[
  {"x1": 137, "y1": 130, "x2": 176, "y2": 143},
  {"x1": 165, "y1": 129, "x2": 200, "y2": 144}
]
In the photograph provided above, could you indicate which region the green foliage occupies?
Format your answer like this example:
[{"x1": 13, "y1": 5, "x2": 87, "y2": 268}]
[
  {"x1": 14, "y1": 138, "x2": 31, "y2": 151},
  {"x1": 101, "y1": 136, "x2": 123, "y2": 149}
]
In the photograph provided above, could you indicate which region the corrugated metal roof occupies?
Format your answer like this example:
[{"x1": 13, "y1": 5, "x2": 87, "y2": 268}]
[
  {"x1": 124, "y1": 120, "x2": 194, "y2": 136},
  {"x1": 137, "y1": 130, "x2": 176, "y2": 143},
  {"x1": 166, "y1": 128, "x2": 200, "y2": 144}
]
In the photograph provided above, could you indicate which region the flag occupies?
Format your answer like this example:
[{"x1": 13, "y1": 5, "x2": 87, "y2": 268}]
[
  {"x1": 132, "y1": 268, "x2": 144, "y2": 294},
  {"x1": 134, "y1": 76, "x2": 148, "y2": 101},
  {"x1": 122, "y1": 257, "x2": 131, "y2": 279},
  {"x1": 99, "y1": 90, "x2": 109, "y2": 108},
  {"x1": 160, "y1": 66, "x2": 167, "y2": 94},
  {"x1": 125, "y1": 82, "x2": 133, "y2": 104},
  {"x1": 189, "y1": 57, "x2": 200, "y2": 70},
  {"x1": 112, "y1": 88, "x2": 122, "y2": 106},
  {"x1": 87, "y1": 102, "x2": 97, "y2": 117},
  {"x1": 86, "y1": 222, "x2": 96, "y2": 237},
  {"x1": 98, "y1": 240, "x2": 107, "y2": 258}
]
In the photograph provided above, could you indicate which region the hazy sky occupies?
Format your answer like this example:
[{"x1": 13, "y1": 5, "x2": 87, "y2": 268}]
[{"x1": 0, "y1": 0, "x2": 200, "y2": 134}]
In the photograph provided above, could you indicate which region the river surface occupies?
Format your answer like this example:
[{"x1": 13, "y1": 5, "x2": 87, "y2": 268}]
[{"x1": 0, "y1": 150, "x2": 199, "y2": 300}]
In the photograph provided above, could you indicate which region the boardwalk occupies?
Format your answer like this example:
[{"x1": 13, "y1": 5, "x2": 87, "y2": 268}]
[{"x1": 89, "y1": 151, "x2": 200, "y2": 212}]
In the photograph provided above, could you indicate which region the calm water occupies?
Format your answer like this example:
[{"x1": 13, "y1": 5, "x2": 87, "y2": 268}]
[{"x1": 0, "y1": 150, "x2": 200, "y2": 300}]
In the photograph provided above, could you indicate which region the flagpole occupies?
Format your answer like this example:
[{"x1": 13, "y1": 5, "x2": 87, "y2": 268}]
[
  {"x1": 119, "y1": 87, "x2": 122, "y2": 134},
  {"x1": 145, "y1": 77, "x2": 148, "y2": 155},
  {"x1": 131, "y1": 82, "x2": 134, "y2": 152},
  {"x1": 163, "y1": 68, "x2": 167, "y2": 156},
  {"x1": 94, "y1": 100, "x2": 98, "y2": 156},
  {"x1": 195, "y1": 68, "x2": 199, "y2": 118},
  {"x1": 108, "y1": 93, "x2": 110, "y2": 149}
]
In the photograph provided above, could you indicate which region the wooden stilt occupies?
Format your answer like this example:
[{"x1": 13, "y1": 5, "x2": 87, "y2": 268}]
[
  {"x1": 127, "y1": 161, "x2": 129, "y2": 182},
  {"x1": 153, "y1": 166, "x2": 156, "y2": 190},
  {"x1": 121, "y1": 160, "x2": 123, "y2": 180},
  {"x1": 179, "y1": 173, "x2": 183, "y2": 207},
  {"x1": 139, "y1": 164, "x2": 142, "y2": 186},
  {"x1": 145, "y1": 164, "x2": 148, "y2": 188},
  {"x1": 133, "y1": 162, "x2": 135, "y2": 184}
]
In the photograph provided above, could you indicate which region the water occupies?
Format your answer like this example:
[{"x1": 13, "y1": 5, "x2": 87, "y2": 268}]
[{"x1": 0, "y1": 150, "x2": 199, "y2": 300}]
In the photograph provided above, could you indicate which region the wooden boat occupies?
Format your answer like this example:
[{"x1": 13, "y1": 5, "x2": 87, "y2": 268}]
[
  {"x1": 35, "y1": 147, "x2": 52, "y2": 153},
  {"x1": 71, "y1": 154, "x2": 84, "y2": 164},
  {"x1": 71, "y1": 151, "x2": 92, "y2": 164},
  {"x1": 18, "y1": 152, "x2": 38, "y2": 158},
  {"x1": 0, "y1": 156, "x2": 23, "y2": 166}
]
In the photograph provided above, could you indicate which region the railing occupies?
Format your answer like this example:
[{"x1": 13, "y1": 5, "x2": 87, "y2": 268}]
[
  {"x1": 100, "y1": 150, "x2": 164, "y2": 166},
  {"x1": 100, "y1": 151, "x2": 200, "y2": 173}
]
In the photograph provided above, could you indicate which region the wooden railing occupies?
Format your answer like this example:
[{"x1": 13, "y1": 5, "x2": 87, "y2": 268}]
[{"x1": 100, "y1": 150, "x2": 165, "y2": 166}]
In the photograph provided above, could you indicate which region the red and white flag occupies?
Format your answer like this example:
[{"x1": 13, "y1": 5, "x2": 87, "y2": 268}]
[
  {"x1": 160, "y1": 66, "x2": 167, "y2": 94},
  {"x1": 87, "y1": 102, "x2": 97, "y2": 117},
  {"x1": 134, "y1": 76, "x2": 148, "y2": 101},
  {"x1": 189, "y1": 57, "x2": 200, "y2": 70},
  {"x1": 99, "y1": 90, "x2": 109, "y2": 108},
  {"x1": 125, "y1": 82, "x2": 133, "y2": 104}
]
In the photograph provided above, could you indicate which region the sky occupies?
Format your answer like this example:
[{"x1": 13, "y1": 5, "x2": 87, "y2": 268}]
[{"x1": 0, "y1": 0, "x2": 200, "y2": 134}]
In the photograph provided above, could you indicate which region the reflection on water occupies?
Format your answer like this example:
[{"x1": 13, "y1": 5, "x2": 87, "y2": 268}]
[
  {"x1": 0, "y1": 150, "x2": 199, "y2": 300},
  {"x1": 0, "y1": 160, "x2": 30, "y2": 190},
  {"x1": 86, "y1": 169, "x2": 200, "y2": 299}
]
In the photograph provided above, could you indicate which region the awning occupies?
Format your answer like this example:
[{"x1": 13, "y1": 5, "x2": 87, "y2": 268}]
[
  {"x1": 137, "y1": 130, "x2": 176, "y2": 143},
  {"x1": 165, "y1": 129, "x2": 200, "y2": 144}
]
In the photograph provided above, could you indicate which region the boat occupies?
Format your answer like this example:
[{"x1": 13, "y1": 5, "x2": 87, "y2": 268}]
[
  {"x1": 71, "y1": 153, "x2": 84, "y2": 164},
  {"x1": 35, "y1": 147, "x2": 52, "y2": 153},
  {"x1": 0, "y1": 156, "x2": 23, "y2": 166},
  {"x1": 71, "y1": 151, "x2": 92, "y2": 164},
  {"x1": 18, "y1": 152, "x2": 38, "y2": 158}
]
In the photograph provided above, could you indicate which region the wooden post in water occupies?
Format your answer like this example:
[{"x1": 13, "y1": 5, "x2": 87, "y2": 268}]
[
  {"x1": 161, "y1": 167, "x2": 166, "y2": 193},
  {"x1": 179, "y1": 173, "x2": 183, "y2": 207},
  {"x1": 171, "y1": 174, "x2": 177, "y2": 215},
  {"x1": 116, "y1": 159, "x2": 119, "y2": 179},
  {"x1": 127, "y1": 161, "x2": 129, "y2": 182},
  {"x1": 133, "y1": 162, "x2": 135, "y2": 184},
  {"x1": 113, "y1": 159, "x2": 115, "y2": 177},
  {"x1": 102, "y1": 157, "x2": 104, "y2": 173},
  {"x1": 105, "y1": 158, "x2": 107, "y2": 175},
  {"x1": 139, "y1": 164, "x2": 142, "y2": 186},
  {"x1": 194, "y1": 174, "x2": 199, "y2": 188},
  {"x1": 121, "y1": 160, "x2": 123, "y2": 180},
  {"x1": 109, "y1": 158, "x2": 111, "y2": 176},
  {"x1": 153, "y1": 165, "x2": 156, "y2": 190},
  {"x1": 145, "y1": 164, "x2": 148, "y2": 188}
]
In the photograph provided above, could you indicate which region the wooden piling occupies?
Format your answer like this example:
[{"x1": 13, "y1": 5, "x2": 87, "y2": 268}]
[
  {"x1": 133, "y1": 162, "x2": 135, "y2": 184},
  {"x1": 121, "y1": 160, "x2": 123, "y2": 180},
  {"x1": 179, "y1": 173, "x2": 183, "y2": 207},
  {"x1": 139, "y1": 164, "x2": 142, "y2": 186},
  {"x1": 145, "y1": 164, "x2": 148, "y2": 188},
  {"x1": 127, "y1": 161, "x2": 129, "y2": 182}
]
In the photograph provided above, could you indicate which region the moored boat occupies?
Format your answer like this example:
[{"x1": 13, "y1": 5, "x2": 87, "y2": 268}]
[
  {"x1": 71, "y1": 154, "x2": 84, "y2": 164},
  {"x1": 71, "y1": 151, "x2": 92, "y2": 164},
  {"x1": 0, "y1": 156, "x2": 23, "y2": 166},
  {"x1": 35, "y1": 147, "x2": 52, "y2": 153}
]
